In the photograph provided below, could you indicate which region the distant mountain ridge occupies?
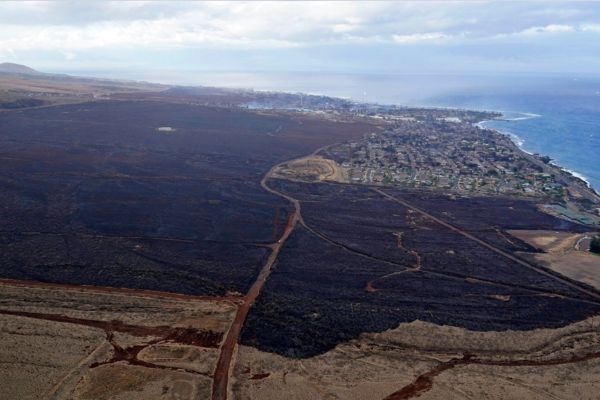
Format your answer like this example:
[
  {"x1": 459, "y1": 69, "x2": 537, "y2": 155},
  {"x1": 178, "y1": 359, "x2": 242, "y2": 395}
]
[{"x1": 0, "y1": 62, "x2": 42, "y2": 75}]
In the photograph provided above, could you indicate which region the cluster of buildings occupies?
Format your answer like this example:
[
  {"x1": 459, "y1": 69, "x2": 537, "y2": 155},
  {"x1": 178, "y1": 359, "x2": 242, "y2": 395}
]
[{"x1": 327, "y1": 118, "x2": 566, "y2": 198}]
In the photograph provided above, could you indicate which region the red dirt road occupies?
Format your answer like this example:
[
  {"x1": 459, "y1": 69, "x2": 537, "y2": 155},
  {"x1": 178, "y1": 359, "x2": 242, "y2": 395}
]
[
  {"x1": 383, "y1": 349, "x2": 600, "y2": 400},
  {"x1": 373, "y1": 188, "x2": 600, "y2": 303},
  {"x1": 210, "y1": 166, "x2": 301, "y2": 400},
  {"x1": 0, "y1": 308, "x2": 223, "y2": 348}
]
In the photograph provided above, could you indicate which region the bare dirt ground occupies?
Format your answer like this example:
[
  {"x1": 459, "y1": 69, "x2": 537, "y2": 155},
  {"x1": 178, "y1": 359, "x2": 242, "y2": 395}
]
[
  {"x1": 271, "y1": 155, "x2": 349, "y2": 183},
  {"x1": 0, "y1": 74, "x2": 164, "y2": 107},
  {"x1": 531, "y1": 252, "x2": 600, "y2": 291},
  {"x1": 6, "y1": 283, "x2": 599, "y2": 400},
  {"x1": 508, "y1": 229, "x2": 585, "y2": 252},
  {"x1": 0, "y1": 282, "x2": 236, "y2": 400},
  {"x1": 232, "y1": 316, "x2": 600, "y2": 400},
  {"x1": 509, "y1": 230, "x2": 600, "y2": 290}
]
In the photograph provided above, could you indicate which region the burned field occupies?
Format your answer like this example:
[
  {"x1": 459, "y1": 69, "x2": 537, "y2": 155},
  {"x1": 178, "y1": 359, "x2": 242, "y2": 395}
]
[
  {"x1": 242, "y1": 181, "x2": 600, "y2": 357},
  {"x1": 3, "y1": 67, "x2": 600, "y2": 400},
  {"x1": 2, "y1": 96, "x2": 600, "y2": 378},
  {"x1": 0, "y1": 100, "x2": 371, "y2": 296}
]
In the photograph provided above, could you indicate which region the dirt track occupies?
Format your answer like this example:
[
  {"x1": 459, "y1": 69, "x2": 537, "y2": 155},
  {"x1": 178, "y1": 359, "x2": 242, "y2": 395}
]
[
  {"x1": 0, "y1": 306, "x2": 222, "y2": 386},
  {"x1": 383, "y1": 348, "x2": 600, "y2": 400},
  {"x1": 3, "y1": 137, "x2": 600, "y2": 399},
  {"x1": 210, "y1": 163, "x2": 302, "y2": 400},
  {"x1": 373, "y1": 188, "x2": 600, "y2": 304}
]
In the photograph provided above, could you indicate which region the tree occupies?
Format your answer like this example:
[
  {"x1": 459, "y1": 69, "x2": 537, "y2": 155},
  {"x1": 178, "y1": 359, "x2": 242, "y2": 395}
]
[{"x1": 590, "y1": 236, "x2": 600, "y2": 255}]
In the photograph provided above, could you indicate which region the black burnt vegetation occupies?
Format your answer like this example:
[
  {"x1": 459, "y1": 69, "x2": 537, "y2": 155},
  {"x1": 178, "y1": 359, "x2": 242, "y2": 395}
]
[
  {"x1": 0, "y1": 100, "x2": 370, "y2": 295},
  {"x1": 591, "y1": 236, "x2": 600, "y2": 255},
  {"x1": 242, "y1": 181, "x2": 600, "y2": 358},
  {"x1": 2, "y1": 99, "x2": 599, "y2": 359},
  {"x1": 0, "y1": 98, "x2": 45, "y2": 109}
]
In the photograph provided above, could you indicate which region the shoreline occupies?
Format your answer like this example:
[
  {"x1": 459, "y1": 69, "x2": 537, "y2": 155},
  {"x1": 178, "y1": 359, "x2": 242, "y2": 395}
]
[{"x1": 476, "y1": 113, "x2": 599, "y2": 197}]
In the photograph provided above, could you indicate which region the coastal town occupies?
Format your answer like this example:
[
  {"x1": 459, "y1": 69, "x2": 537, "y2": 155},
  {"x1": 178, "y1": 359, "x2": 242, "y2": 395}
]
[
  {"x1": 324, "y1": 116, "x2": 585, "y2": 201},
  {"x1": 1, "y1": 61, "x2": 600, "y2": 400}
]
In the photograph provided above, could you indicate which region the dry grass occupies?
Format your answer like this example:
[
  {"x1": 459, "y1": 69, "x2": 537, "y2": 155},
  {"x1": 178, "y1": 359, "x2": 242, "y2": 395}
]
[
  {"x1": 509, "y1": 230, "x2": 600, "y2": 290},
  {"x1": 233, "y1": 317, "x2": 600, "y2": 400},
  {"x1": 0, "y1": 282, "x2": 236, "y2": 400},
  {"x1": 272, "y1": 155, "x2": 349, "y2": 183}
]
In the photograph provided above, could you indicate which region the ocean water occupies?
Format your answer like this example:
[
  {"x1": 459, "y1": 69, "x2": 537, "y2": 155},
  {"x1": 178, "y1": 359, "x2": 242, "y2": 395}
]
[
  {"x1": 184, "y1": 72, "x2": 599, "y2": 191},
  {"x1": 74, "y1": 69, "x2": 600, "y2": 191},
  {"x1": 430, "y1": 83, "x2": 600, "y2": 192}
]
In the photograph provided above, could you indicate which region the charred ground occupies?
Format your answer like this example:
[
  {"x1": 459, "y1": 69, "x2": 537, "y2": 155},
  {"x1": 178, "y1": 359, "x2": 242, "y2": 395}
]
[
  {"x1": 1, "y1": 94, "x2": 599, "y2": 365},
  {"x1": 242, "y1": 180, "x2": 600, "y2": 357},
  {"x1": 0, "y1": 100, "x2": 372, "y2": 295}
]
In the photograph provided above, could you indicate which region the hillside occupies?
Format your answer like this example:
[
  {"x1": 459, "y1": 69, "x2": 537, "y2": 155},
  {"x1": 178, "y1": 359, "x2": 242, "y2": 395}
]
[{"x1": 0, "y1": 62, "x2": 41, "y2": 75}]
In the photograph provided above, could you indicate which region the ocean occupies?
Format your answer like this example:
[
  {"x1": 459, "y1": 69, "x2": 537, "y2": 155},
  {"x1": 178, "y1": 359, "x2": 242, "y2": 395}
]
[
  {"x1": 188, "y1": 72, "x2": 600, "y2": 191},
  {"x1": 69, "y1": 69, "x2": 600, "y2": 191},
  {"x1": 429, "y1": 79, "x2": 600, "y2": 192}
]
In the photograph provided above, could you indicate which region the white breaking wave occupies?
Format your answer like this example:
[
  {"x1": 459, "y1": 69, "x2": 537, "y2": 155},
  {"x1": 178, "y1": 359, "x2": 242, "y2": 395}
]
[
  {"x1": 476, "y1": 121, "x2": 526, "y2": 148},
  {"x1": 500, "y1": 112, "x2": 542, "y2": 121},
  {"x1": 552, "y1": 162, "x2": 592, "y2": 187},
  {"x1": 474, "y1": 109, "x2": 598, "y2": 193},
  {"x1": 496, "y1": 128, "x2": 594, "y2": 192},
  {"x1": 506, "y1": 132, "x2": 525, "y2": 147}
]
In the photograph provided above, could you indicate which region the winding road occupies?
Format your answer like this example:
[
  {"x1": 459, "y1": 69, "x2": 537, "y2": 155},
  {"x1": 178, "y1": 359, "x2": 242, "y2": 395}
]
[
  {"x1": 211, "y1": 150, "x2": 600, "y2": 399},
  {"x1": 210, "y1": 161, "x2": 302, "y2": 400}
]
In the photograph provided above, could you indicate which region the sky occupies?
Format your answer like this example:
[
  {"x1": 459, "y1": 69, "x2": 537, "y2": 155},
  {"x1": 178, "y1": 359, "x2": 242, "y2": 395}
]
[{"x1": 1, "y1": 1, "x2": 600, "y2": 79}]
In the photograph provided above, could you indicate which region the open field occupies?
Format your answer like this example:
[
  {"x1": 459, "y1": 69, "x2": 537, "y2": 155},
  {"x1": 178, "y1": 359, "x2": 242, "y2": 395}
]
[
  {"x1": 0, "y1": 281, "x2": 236, "y2": 400},
  {"x1": 509, "y1": 230, "x2": 600, "y2": 290},
  {"x1": 234, "y1": 316, "x2": 600, "y2": 400},
  {"x1": 271, "y1": 155, "x2": 349, "y2": 183},
  {"x1": 0, "y1": 100, "x2": 373, "y2": 296},
  {"x1": 508, "y1": 229, "x2": 582, "y2": 251},
  {"x1": 532, "y1": 251, "x2": 600, "y2": 291},
  {"x1": 0, "y1": 71, "x2": 166, "y2": 109},
  {"x1": 1, "y1": 78, "x2": 600, "y2": 400},
  {"x1": 3, "y1": 277, "x2": 599, "y2": 400}
]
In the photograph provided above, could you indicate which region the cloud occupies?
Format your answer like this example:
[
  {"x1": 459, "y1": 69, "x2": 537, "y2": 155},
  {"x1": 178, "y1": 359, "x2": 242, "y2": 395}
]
[
  {"x1": 519, "y1": 24, "x2": 575, "y2": 35},
  {"x1": 61, "y1": 51, "x2": 76, "y2": 61},
  {"x1": 1, "y1": 1, "x2": 600, "y2": 76},
  {"x1": 581, "y1": 23, "x2": 600, "y2": 32},
  {"x1": 0, "y1": 1, "x2": 598, "y2": 54},
  {"x1": 392, "y1": 32, "x2": 451, "y2": 44}
]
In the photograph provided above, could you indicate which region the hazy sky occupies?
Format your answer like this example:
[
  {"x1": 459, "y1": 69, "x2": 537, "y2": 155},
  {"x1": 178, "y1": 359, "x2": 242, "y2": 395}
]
[{"x1": 1, "y1": 1, "x2": 600, "y2": 77}]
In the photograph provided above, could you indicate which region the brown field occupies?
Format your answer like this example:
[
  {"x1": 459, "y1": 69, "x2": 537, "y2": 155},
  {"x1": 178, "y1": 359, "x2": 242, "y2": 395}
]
[
  {"x1": 530, "y1": 251, "x2": 600, "y2": 291},
  {"x1": 508, "y1": 229, "x2": 583, "y2": 251},
  {"x1": 271, "y1": 155, "x2": 349, "y2": 183},
  {"x1": 509, "y1": 230, "x2": 600, "y2": 290},
  {"x1": 5, "y1": 280, "x2": 600, "y2": 400},
  {"x1": 0, "y1": 73, "x2": 165, "y2": 109},
  {"x1": 0, "y1": 282, "x2": 236, "y2": 400},
  {"x1": 232, "y1": 317, "x2": 600, "y2": 400},
  {"x1": 0, "y1": 74, "x2": 163, "y2": 95}
]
